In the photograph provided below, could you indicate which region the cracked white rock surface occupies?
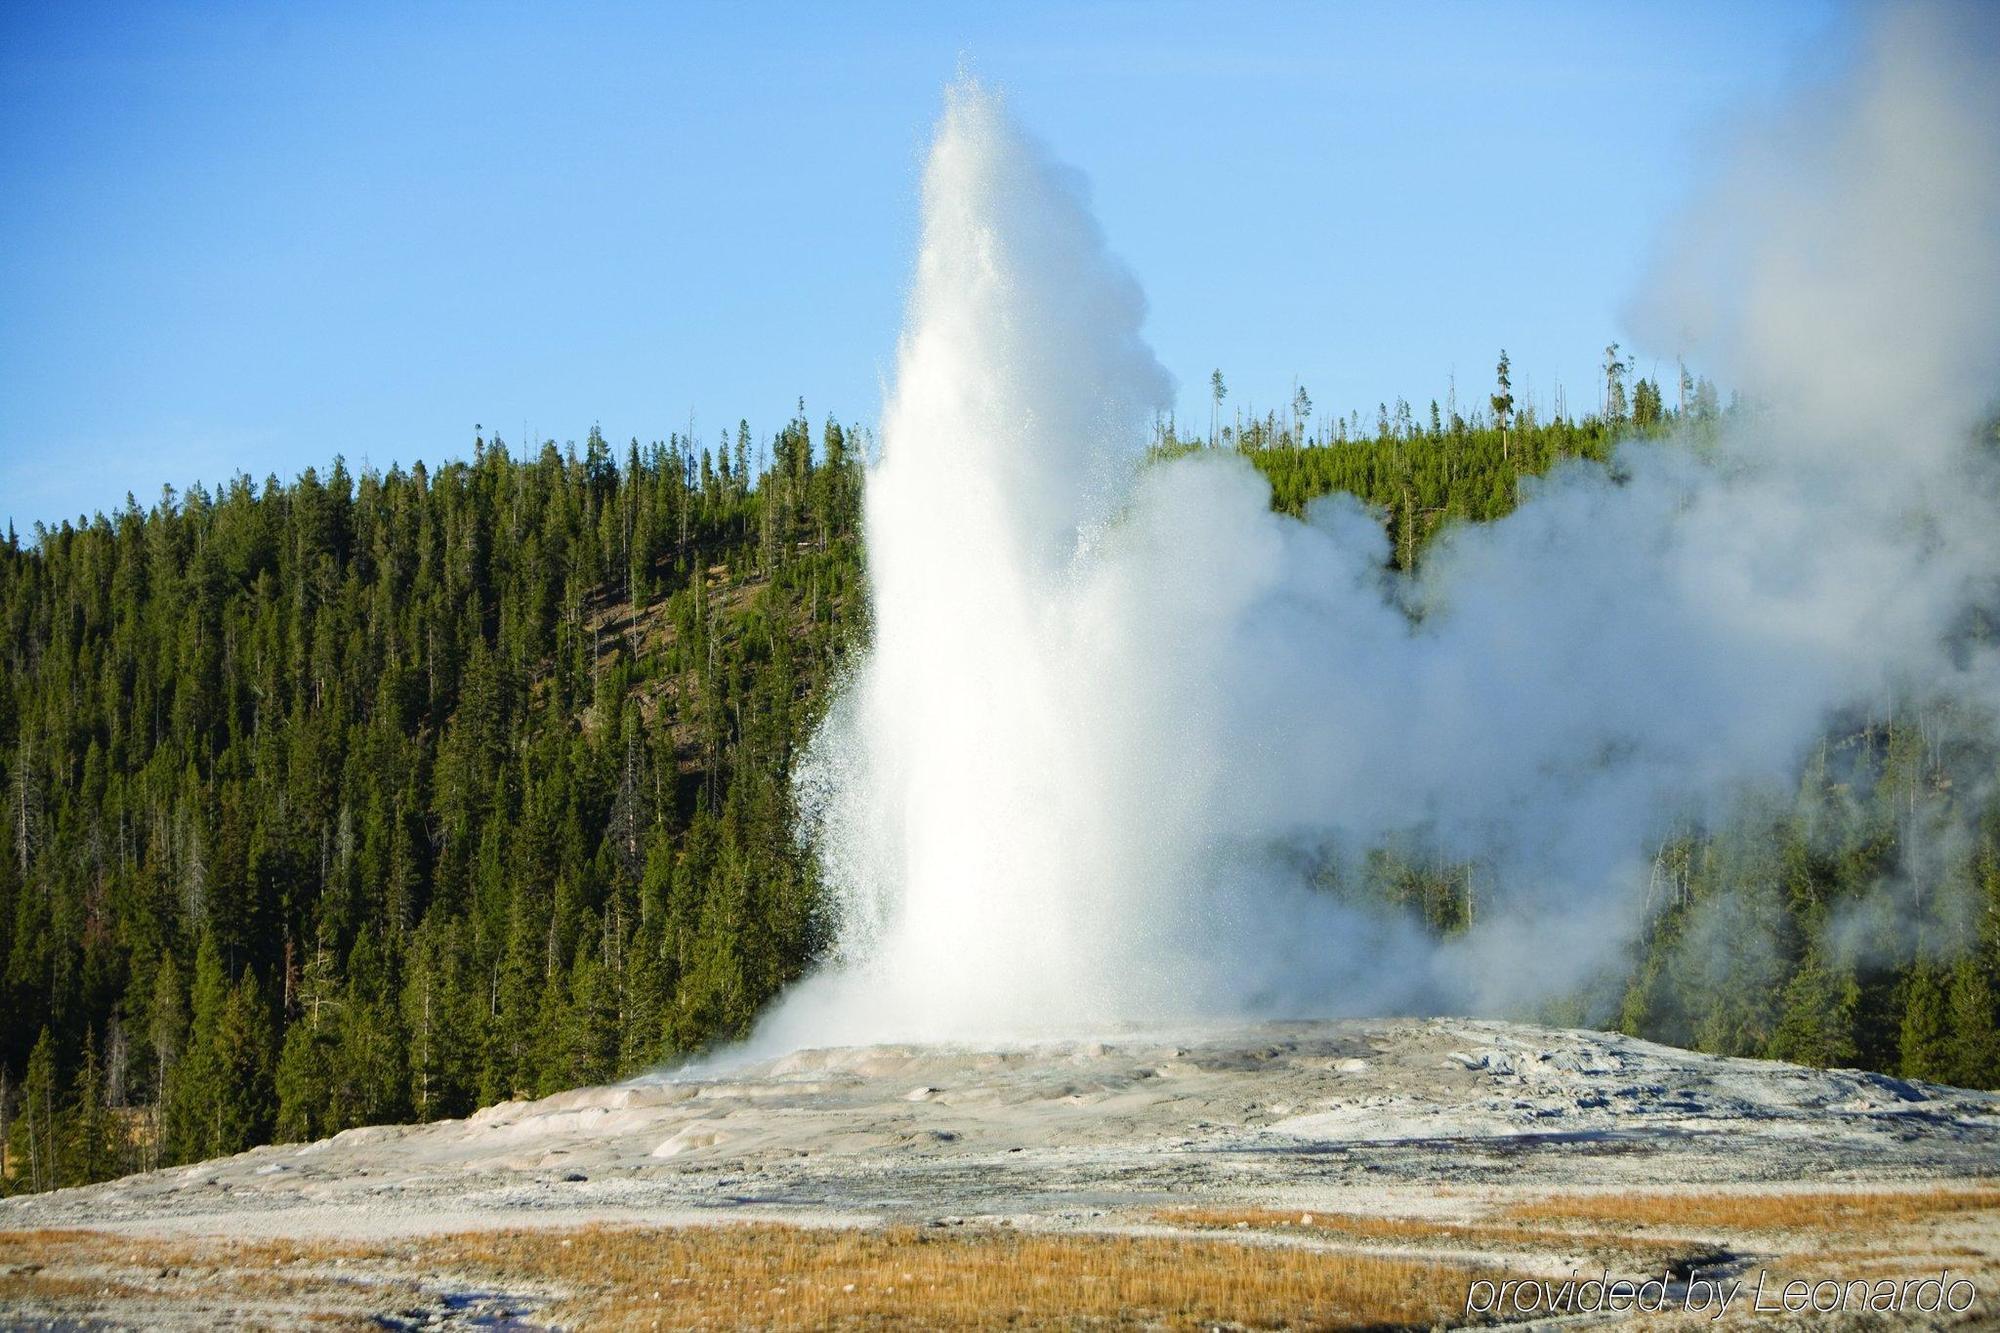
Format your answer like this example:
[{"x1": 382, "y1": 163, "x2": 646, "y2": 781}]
[{"x1": 4, "y1": 1019, "x2": 1995, "y2": 1241}]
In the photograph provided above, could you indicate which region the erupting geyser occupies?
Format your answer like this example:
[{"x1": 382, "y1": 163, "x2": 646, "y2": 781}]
[{"x1": 754, "y1": 9, "x2": 2000, "y2": 1053}]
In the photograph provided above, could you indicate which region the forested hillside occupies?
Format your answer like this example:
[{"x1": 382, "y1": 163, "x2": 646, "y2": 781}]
[
  {"x1": 4, "y1": 377, "x2": 1997, "y2": 1193},
  {"x1": 1, "y1": 412, "x2": 864, "y2": 1189}
]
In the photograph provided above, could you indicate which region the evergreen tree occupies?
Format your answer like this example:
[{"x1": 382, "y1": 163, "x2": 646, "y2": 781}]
[
  {"x1": 161, "y1": 935, "x2": 229, "y2": 1164},
  {"x1": 211, "y1": 969, "x2": 277, "y2": 1155},
  {"x1": 1632, "y1": 377, "x2": 1664, "y2": 426},
  {"x1": 1947, "y1": 955, "x2": 1998, "y2": 1088},
  {"x1": 1602, "y1": 343, "x2": 1629, "y2": 423},
  {"x1": 1490, "y1": 349, "x2": 1514, "y2": 456},
  {"x1": 63, "y1": 1028, "x2": 118, "y2": 1185},
  {"x1": 13, "y1": 1028, "x2": 58, "y2": 1192},
  {"x1": 329, "y1": 932, "x2": 407, "y2": 1131},
  {"x1": 1770, "y1": 948, "x2": 1860, "y2": 1068},
  {"x1": 1899, "y1": 962, "x2": 1952, "y2": 1081},
  {"x1": 274, "y1": 1010, "x2": 338, "y2": 1143}
]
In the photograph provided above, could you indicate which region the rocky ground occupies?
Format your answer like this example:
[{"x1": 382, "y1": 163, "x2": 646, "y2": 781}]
[{"x1": 3, "y1": 1018, "x2": 1997, "y2": 1328}]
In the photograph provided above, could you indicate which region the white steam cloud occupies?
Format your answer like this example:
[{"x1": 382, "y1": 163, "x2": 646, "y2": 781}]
[{"x1": 751, "y1": 6, "x2": 2000, "y2": 1051}]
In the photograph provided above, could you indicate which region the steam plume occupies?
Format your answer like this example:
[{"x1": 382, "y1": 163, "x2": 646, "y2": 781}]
[{"x1": 754, "y1": 7, "x2": 2000, "y2": 1050}]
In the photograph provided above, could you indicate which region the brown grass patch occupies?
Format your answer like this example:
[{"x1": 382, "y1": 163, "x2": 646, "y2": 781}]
[
  {"x1": 0, "y1": 1222, "x2": 1519, "y2": 1331},
  {"x1": 433, "y1": 1223, "x2": 1514, "y2": 1330},
  {"x1": 1501, "y1": 1185, "x2": 2000, "y2": 1235},
  {"x1": 1154, "y1": 1206, "x2": 1687, "y2": 1263},
  {"x1": 0, "y1": 1269, "x2": 157, "y2": 1306},
  {"x1": 0, "y1": 1228, "x2": 397, "y2": 1328}
]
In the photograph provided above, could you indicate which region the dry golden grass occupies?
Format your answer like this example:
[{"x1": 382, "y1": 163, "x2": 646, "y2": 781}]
[
  {"x1": 1153, "y1": 1205, "x2": 1685, "y2": 1261},
  {"x1": 1501, "y1": 1185, "x2": 2000, "y2": 1234},
  {"x1": 0, "y1": 1268, "x2": 155, "y2": 1306},
  {"x1": 0, "y1": 1228, "x2": 395, "y2": 1329},
  {"x1": 10, "y1": 1196, "x2": 1999, "y2": 1329},
  {"x1": 0, "y1": 1222, "x2": 1518, "y2": 1331},
  {"x1": 451, "y1": 1223, "x2": 1521, "y2": 1330}
]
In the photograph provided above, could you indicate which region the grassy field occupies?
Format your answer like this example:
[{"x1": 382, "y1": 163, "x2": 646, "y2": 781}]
[
  {"x1": 1498, "y1": 1185, "x2": 2000, "y2": 1234},
  {"x1": 0, "y1": 1222, "x2": 1516, "y2": 1329},
  {"x1": 4, "y1": 1183, "x2": 1996, "y2": 1328}
]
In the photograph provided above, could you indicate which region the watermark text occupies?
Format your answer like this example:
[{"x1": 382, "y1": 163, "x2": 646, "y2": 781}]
[{"x1": 1464, "y1": 1268, "x2": 1979, "y2": 1322}]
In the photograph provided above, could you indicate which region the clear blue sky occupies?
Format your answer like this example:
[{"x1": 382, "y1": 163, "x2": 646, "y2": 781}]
[{"x1": 1, "y1": 0, "x2": 1849, "y2": 533}]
